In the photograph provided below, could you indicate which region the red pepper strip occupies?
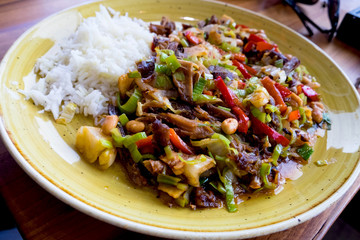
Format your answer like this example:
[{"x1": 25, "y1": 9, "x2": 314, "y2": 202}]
[
  {"x1": 261, "y1": 77, "x2": 287, "y2": 113},
  {"x1": 236, "y1": 24, "x2": 249, "y2": 29},
  {"x1": 136, "y1": 135, "x2": 153, "y2": 149},
  {"x1": 301, "y1": 85, "x2": 319, "y2": 101},
  {"x1": 232, "y1": 53, "x2": 246, "y2": 62},
  {"x1": 243, "y1": 41, "x2": 256, "y2": 52},
  {"x1": 248, "y1": 34, "x2": 266, "y2": 43},
  {"x1": 232, "y1": 59, "x2": 252, "y2": 79},
  {"x1": 238, "y1": 81, "x2": 246, "y2": 89},
  {"x1": 169, "y1": 128, "x2": 194, "y2": 155},
  {"x1": 243, "y1": 64, "x2": 257, "y2": 75},
  {"x1": 214, "y1": 76, "x2": 249, "y2": 133},
  {"x1": 214, "y1": 76, "x2": 235, "y2": 107},
  {"x1": 250, "y1": 114, "x2": 290, "y2": 146},
  {"x1": 288, "y1": 110, "x2": 300, "y2": 122},
  {"x1": 232, "y1": 106, "x2": 250, "y2": 133},
  {"x1": 256, "y1": 41, "x2": 274, "y2": 51},
  {"x1": 297, "y1": 85, "x2": 303, "y2": 94},
  {"x1": 184, "y1": 31, "x2": 201, "y2": 45},
  {"x1": 275, "y1": 82, "x2": 292, "y2": 98}
]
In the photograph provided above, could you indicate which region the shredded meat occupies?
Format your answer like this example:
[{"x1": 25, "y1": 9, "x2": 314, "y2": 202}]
[
  {"x1": 160, "y1": 113, "x2": 214, "y2": 139},
  {"x1": 194, "y1": 187, "x2": 222, "y2": 208},
  {"x1": 172, "y1": 60, "x2": 198, "y2": 102},
  {"x1": 143, "y1": 160, "x2": 166, "y2": 175},
  {"x1": 151, "y1": 119, "x2": 171, "y2": 147},
  {"x1": 118, "y1": 149, "x2": 148, "y2": 186},
  {"x1": 231, "y1": 152, "x2": 261, "y2": 175},
  {"x1": 205, "y1": 103, "x2": 236, "y2": 120},
  {"x1": 149, "y1": 17, "x2": 175, "y2": 37},
  {"x1": 208, "y1": 65, "x2": 237, "y2": 80},
  {"x1": 160, "y1": 16, "x2": 176, "y2": 36},
  {"x1": 283, "y1": 57, "x2": 300, "y2": 75}
]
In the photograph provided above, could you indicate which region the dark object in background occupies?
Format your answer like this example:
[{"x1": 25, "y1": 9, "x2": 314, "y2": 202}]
[
  {"x1": 284, "y1": 0, "x2": 340, "y2": 41},
  {"x1": 0, "y1": 195, "x2": 16, "y2": 230},
  {"x1": 336, "y1": 7, "x2": 360, "y2": 50}
]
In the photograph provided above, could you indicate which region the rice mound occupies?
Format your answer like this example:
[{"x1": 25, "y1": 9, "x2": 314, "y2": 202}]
[{"x1": 21, "y1": 5, "x2": 153, "y2": 119}]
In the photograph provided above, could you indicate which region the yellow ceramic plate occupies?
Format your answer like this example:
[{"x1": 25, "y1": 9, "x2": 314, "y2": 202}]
[{"x1": 1, "y1": 0, "x2": 360, "y2": 239}]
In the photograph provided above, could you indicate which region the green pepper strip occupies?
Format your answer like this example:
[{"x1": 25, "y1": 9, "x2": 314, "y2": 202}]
[
  {"x1": 157, "y1": 174, "x2": 181, "y2": 186},
  {"x1": 180, "y1": 38, "x2": 189, "y2": 47},
  {"x1": 209, "y1": 181, "x2": 226, "y2": 195},
  {"x1": 110, "y1": 128, "x2": 125, "y2": 147},
  {"x1": 260, "y1": 163, "x2": 276, "y2": 189},
  {"x1": 119, "y1": 88, "x2": 142, "y2": 115},
  {"x1": 297, "y1": 143, "x2": 314, "y2": 160},
  {"x1": 119, "y1": 113, "x2": 129, "y2": 126},
  {"x1": 127, "y1": 143, "x2": 143, "y2": 163},
  {"x1": 155, "y1": 64, "x2": 172, "y2": 76},
  {"x1": 265, "y1": 104, "x2": 280, "y2": 114},
  {"x1": 223, "y1": 169, "x2": 237, "y2": 212},
  {"x1": 298, "y1": 107, "x2": 306, "y2": 125},
  {"x1": 212, "y1": 133, "x2": 231, "y2": 147},
  {"x1": 175, "y1": 186, "x2": 192, "y2": 207},
  {"x1": 274, "y1": 59, "x2": 283, "y2": 68},
  {"x1": 271, "y1": 144, "x2": 283, "y2": 166},
  {"x1": 165, "y1": 54, "x2": 181, "y2": 73},
  {"x1": 193, "y1": 94, "x2": 218, "y2": 102},
  {"x1": 250, "y1": 105, "x2": 266, "y2": 123},
  {"x1": 127, "y1": 70, "x2": 141, "y2": 78},
  {"x1": 123, "y1": 132, "x2": 147, "y2": 148},
  {"x1": 220, "y1": 42, "x2": 240, "y2": 53},
  {"x1": 193, "y1": 77, "x2": 206, "y2": 95},
  {"x1": 100, "y1": 139, "x2": 113, "y2": 149},
  {"x1": 155, "y1": 74, "x2": 173, "y2": 89}
]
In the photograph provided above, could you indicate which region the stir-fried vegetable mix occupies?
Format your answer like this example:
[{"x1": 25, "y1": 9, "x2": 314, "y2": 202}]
[{"x1": 75, "y1": 15, "x2": 331, "y2": 212}]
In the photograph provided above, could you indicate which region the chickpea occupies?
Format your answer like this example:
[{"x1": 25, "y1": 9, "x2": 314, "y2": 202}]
[
  {"x1": 221, "y1": 118, "x2": 238, "y2": 135},
  {"x1": 102, "y1": 115, "x2": 119, "y2": 135},
  {"x1": 126, "y1": 120, "x2": 145, "y2": 133},
  {"x1": 310, "y1": 102, "x2": 325, "y2": 123}
]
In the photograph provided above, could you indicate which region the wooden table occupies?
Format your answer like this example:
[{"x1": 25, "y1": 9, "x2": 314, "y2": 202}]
[{"x1": 1, "y1": 0, "x2": 359, "y2": 239}]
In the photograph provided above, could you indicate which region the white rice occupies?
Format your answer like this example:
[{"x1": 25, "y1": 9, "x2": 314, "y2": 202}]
[{"x1": 20, "y1": 5, "x2": 153, "y2": 119}]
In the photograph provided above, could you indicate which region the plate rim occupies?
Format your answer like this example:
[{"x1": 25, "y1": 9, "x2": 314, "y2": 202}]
[{"x1": 1, "y1": 0, "x2": 360, "y2": 239}]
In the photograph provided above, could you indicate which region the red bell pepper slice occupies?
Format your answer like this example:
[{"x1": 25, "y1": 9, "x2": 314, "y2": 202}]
[
  {"x1": 169, "y1": 128, "x2": 194, "y2": 155},
  {"x1": 246, "y1": 34, "x2": 276, "y2": 52},
  {"x1": 232, "y1": 106, "x2": 250, "y2": 133},
  {"x1": 243, "y1": 64, "x2": 257, "y2": 75},
  {"x1": 288, "y1": 110, "x2": 300, "y2": 122},
  {"x1": 238, "y1": 81, "x2": 246, "y2": 89},
  {"x1": 136, "y1": 135, "x2": 153, "y2": 149},
  {"x1": 275, "y1": 82, "x2": 292, "y2": 98},
  {"x1": 243, "y1": 41, "x2": 256, "y2": 52},
  {"x1": 301, "y1": 85, "x2": 319, "y2": 101},
  {"x1": 261, "y1": 77, "x2": 287, "y2": 113},
  {"x1": 248, "y1": 34, "x2": 266, "y2": 43},
  {"x1": 236, "y1": 24, "x2": 249, "y2": 29},
  {"x1": 184, "y1": 31, "x2": 201, "y2": 45},
  {"x1": 256, "y1": 41, "x2": 274, "y2": 51},
  {"x1": 232, "y1": 53, "x2": 246, "y2": 62},
  {"x1": 214, "y1": 76, "x2": 235, "y2": 107},
  {"x1": 232, "y1": 59, "x2": 252, "y2": 79},
  {"x1": 250, "y1": 114, "x2": 290, "y2": 146},
  {"x1": 214, "y1": 76, "x2": 249, "y2": 133}
]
